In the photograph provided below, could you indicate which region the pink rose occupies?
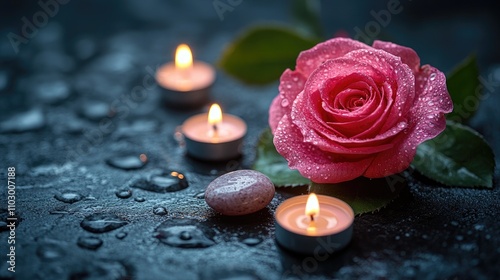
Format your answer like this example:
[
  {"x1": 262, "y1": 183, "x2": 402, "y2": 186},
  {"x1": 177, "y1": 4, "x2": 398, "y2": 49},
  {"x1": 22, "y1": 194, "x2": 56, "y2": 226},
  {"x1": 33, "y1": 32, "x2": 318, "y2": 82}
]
[{"x1": 269, "y1": 38, "x2": 453, "y2": 183}]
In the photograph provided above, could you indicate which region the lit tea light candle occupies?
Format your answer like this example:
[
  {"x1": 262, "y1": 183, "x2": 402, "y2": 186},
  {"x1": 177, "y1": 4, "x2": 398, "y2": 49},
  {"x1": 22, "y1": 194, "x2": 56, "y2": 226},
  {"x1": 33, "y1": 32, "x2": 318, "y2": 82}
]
[
  {"x1": 156, "y1": 44, "x2": 215, "y2": 107},
  {"x1": 181, "y1": 103, "x2": 246, "y2": 161},
  {"x1": 275, "y1": 193, "x2": 354, "y2": 255}
]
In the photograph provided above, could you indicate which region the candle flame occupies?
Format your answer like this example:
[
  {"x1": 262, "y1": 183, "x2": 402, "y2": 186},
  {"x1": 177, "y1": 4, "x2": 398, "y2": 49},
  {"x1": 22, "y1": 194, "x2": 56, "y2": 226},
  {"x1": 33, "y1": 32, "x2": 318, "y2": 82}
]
[
  {"x1": 305, "y1": 193, "x2": 320, "y2": 220},
  {"x1": 208, "y1": 104, "x2": 223, "y2": 128},
  {"x1": 175, "y1": 44, "x2": 193, "y2": 70}
]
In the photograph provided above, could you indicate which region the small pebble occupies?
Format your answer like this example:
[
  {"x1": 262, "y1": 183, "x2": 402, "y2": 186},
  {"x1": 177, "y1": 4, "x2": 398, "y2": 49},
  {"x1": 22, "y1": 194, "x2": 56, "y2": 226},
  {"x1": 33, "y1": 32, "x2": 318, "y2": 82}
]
[{"x1": 204, "y1": 170, "x2": 275, "y2": 216}]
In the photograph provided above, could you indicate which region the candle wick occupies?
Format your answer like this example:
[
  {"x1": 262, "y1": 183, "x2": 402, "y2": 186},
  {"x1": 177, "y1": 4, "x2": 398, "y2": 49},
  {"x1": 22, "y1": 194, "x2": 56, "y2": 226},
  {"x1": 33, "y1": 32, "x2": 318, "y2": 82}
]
[
  {"x1": 212, "y1": 124, "x2": 218, "y2": 133},
  {"x1": 310, "y1": 214, "x2": 314, "y2": 222}
]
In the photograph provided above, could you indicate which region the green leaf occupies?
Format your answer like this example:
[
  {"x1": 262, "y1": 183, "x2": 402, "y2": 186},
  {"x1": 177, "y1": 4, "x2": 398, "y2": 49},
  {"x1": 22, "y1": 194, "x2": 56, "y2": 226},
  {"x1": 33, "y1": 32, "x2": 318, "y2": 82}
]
[
  {"x1": 291, "y1": 0, "x2": 323, "y2": 38},
  {"x1": 252, "y1": 128, "x2": 310, "y2": 187},
  {"x1": 218, "y1": 25, "x2": 319, "y2": 84},
  {"x1": 309, "y1": 175, "x2": 407, "y2": 215},
  {"x1": 446, "y1": 54, "x2": 480, "y2": 123},
  {"x1": 412, "y1": 122, "x2": 495, "y2": 188}
]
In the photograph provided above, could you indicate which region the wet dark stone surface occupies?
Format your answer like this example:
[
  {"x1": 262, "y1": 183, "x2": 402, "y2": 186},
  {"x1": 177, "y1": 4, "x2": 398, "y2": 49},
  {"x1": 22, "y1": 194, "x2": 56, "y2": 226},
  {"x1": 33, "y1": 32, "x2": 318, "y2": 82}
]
[{"x1": 1, "y1": 1, "x2": 500, "y2": 279}]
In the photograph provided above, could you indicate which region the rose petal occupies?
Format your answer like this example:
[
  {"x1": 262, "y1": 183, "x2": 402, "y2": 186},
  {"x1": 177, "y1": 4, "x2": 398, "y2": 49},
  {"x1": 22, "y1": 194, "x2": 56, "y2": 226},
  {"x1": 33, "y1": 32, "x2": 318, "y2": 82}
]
[
  {"x1": 296, "y1": 38, "x2": 371, "y2": 76},
  {"x1": 268, "y1": 96, "x2": 283, "y2": 132},
  {"x1": 363, "y1": 65, "x2": 452, "y2": 178},
  {"x1": 295, "y1": 49, "x2": 415, "y2": 145},
  {"x1": 341, "y1": 49, "x2": 417, "y2": 134},
  {"x1": 274, "y1": 115, "x2": 373, "y2": 183},
  {"x1": 293, "y1": 91, "x2": 396, "y2": 155},
  {"x1": 269, "y1": 69, "x2": 307, "y2": 132},
  {"x1": 373, "y1": 40, "x2": 421, "y2": 73}
]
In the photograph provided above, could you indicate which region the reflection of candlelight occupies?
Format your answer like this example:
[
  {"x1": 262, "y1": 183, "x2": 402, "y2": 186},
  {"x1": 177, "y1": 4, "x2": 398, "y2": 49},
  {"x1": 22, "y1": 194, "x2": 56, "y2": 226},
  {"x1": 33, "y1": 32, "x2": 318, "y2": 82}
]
[{"x1": 208, "y1": 104, "x2": 222, "y2": 136}]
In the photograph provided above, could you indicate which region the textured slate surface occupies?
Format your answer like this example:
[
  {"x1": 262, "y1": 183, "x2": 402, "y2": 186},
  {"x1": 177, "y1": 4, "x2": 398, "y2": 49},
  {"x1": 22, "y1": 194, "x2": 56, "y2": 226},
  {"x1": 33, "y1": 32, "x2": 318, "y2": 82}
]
[{"x1": 1, "y1": 1, "x2": 499, "y2": 279}]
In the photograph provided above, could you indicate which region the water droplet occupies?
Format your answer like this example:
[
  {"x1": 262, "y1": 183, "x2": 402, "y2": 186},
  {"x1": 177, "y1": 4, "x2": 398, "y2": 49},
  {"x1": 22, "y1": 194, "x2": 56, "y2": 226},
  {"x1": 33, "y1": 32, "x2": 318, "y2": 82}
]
[
  {"x1": 115, "y1": 189, "x2": 132, "y2": 199},
  {"x1": 33, "y1": 77, "x2": 70, "y2": 104},
  {"x1": 77, "y1": 236, "x2": 103, "y2": 250},
  {"x1": 0, "y1": 108, "x2": 45, "y2": 133},
  {"x1": 54, "y1": 192, "x2": 83, "y2": 204},
  {"x1": 179, "y1": 231, "x2": 192, "y2": 240},
  {"x1": 193, "y1": 192, "x2": 205, "y2": 199},
  {"x1": 115, "y1": 232, "x2": 127, "y2": 240},
  {"x1": 106, "y1": 155, "x2": 148, "y2": 170},
  {"x1": 429, "y1": 73, "x2": 436, "y2": 81},
  {"x1": 154, "y1": 219, "x2": 215, "y2": 248},
  {"x1": 398, "y1": 122, "x2": 407, "y2": 129},
  {"x1": 132, "y1": 171, "x2": 188, "y2": 193},
  {"x1": 241, "y1": 237, "x2": 262, "y2": 246},
  {"x1": 36, "y1": 242, "x2": 65, "y2": 261},
  {"x1": 280, "y1": 98, "x2": 289, "y2": 107},
  {"x1": 80, "y1": 101, "x2": 110, "y2": 121},
  {"x1": 134, "y1": 197, "x2": 145, "y2": 202},
  {"x1": 68, "y1": 259, "x2": 131, "y2": 279},
  {"x1": 153, "y1": 206, "x2": 168, "y2": 216},
  {"x1": 80, "y1": 213, "x2": 128, "y2": 233}
]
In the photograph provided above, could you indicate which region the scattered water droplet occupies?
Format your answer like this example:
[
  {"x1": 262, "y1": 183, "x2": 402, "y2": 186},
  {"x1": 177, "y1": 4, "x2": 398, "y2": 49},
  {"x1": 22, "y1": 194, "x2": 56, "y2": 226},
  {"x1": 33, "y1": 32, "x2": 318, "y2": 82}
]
[
  {"x1": 134, "y1": 197, "x2": 145, "y2": 202},
  {"x1": 0, "y1": 108, "x2": 45, "y2": 133},
  {"x1": 429, "y1": 73, "x2": 436, "y2": 81},
  {"x1": 33, "y1": 77, "x2": 70, "y2": 104},
  {"x1": 36, "y1": 242, "x2": 66, "y2": 261},
  {"x1": 193, "y1": 192, "x2": 205, "y2": 199},
  {"x1": 241, "y1": 237, "x2": 262, "y2": 246},
  {"x1": 115, "y1": 189, "x2": 132, "y2": 199},
  {"x1": 115, "y1": 232, "x2": 127, "y2": 240},
  {"x1": 50, "y1": 209, "x2": 69, "y2": 215},
  {"x1": 77, "y1": 236, "x2": 103, "y2": 250},
  {"x1": 132, "y1": 171, "x2": 188, "y2": 193},
  {"x1": 153, "y1": 206, "x2": 168, "y2": 216},
  {"x1": 80, "y1": 101, "x2": 110, "y2": 121},
  {"x1": 68, "y1": 259, "x2": 131, "y2": 279},
  {"x1": 80, "y1": 213, "x2": 128, "y2": 233},
  {"x1": 154, "y1": 219, "x2": 215, "y2": 248},
  {"x1": 397, "y1": 122, "x2": 407, "y2": 129},
  {"x1": 280, "y1": 98, "x2": 289, "y2": 107},
  {"x1": 106, "y1": 155, "x2": 148, "y2": 170},
  {"x1": 179, "y1": 231, "x2": 192, "y2": 240},
  {"x1": 54, "y1": 192, "x2": 83, "y2": 204}
]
